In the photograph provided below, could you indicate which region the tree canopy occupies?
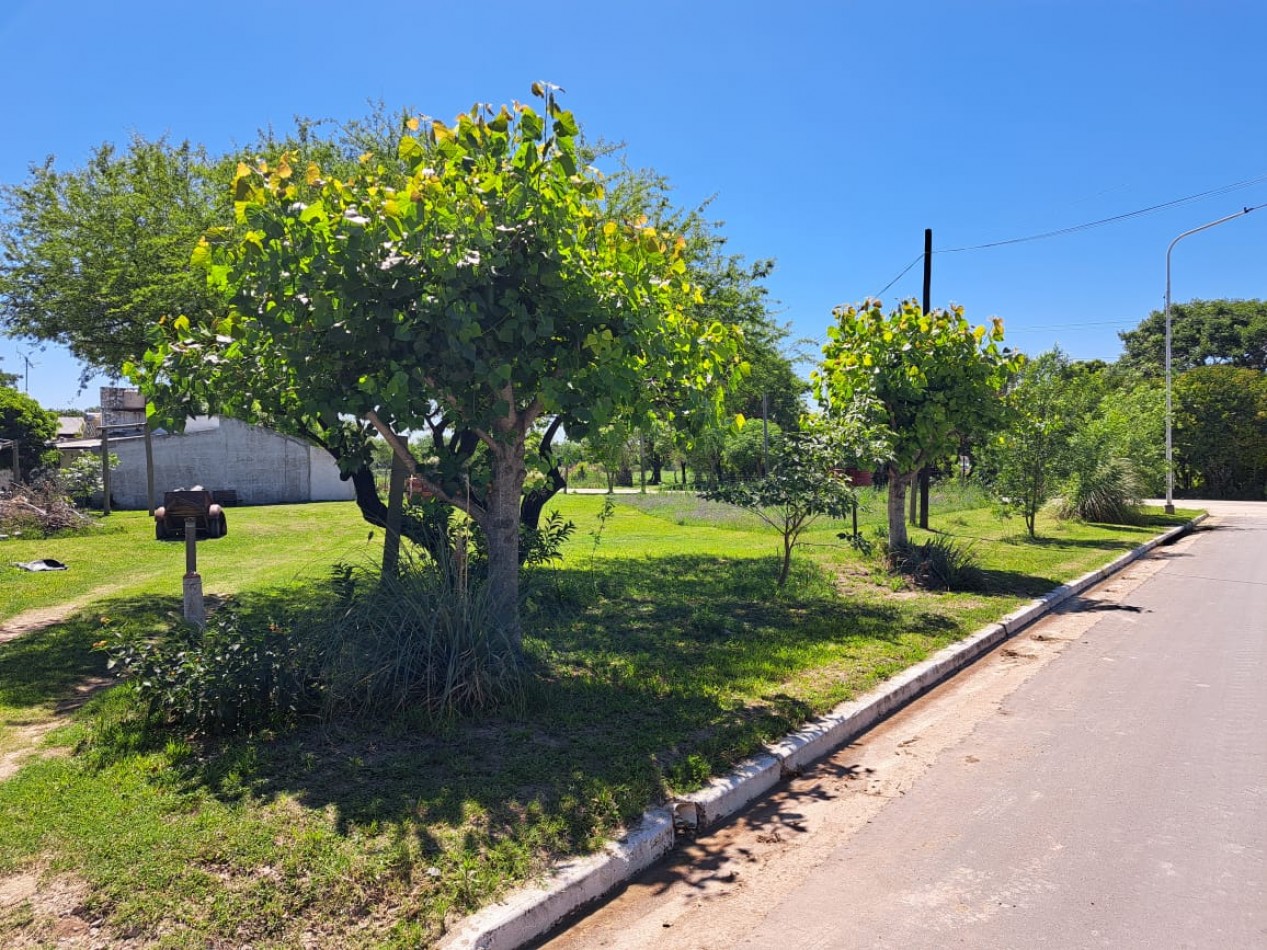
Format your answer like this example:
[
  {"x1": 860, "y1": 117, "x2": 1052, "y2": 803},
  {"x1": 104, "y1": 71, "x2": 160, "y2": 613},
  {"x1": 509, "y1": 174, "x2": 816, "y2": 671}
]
[
  {"x1": 815, "y1": 299, "x2": 1018, "y2": 550},
  {"x1": 0, "y1": 137, "x2": 226, "y2": 382},
  {"x1": 1118, "y1": 298, "x2": 1267, "y2": 376},
  {"x1": 1173, "y1": 365, "x2": 1267, "y2": 498},
  {"x1": 0, "y1": 386, "x2": 58, "y2": 476},
  {"x1": 134, "y1": 86, "x2": 743, "y2": 646}
]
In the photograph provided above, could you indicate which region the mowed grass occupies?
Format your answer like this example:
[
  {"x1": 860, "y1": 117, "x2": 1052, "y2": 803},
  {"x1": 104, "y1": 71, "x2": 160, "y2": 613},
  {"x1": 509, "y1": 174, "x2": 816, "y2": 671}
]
[
  {"x1": 0, "y1": 502, "x2": 380, "y2": 622},
  {"x1": 0, "y1": 490, "x2": 1198, "y2": 947}
]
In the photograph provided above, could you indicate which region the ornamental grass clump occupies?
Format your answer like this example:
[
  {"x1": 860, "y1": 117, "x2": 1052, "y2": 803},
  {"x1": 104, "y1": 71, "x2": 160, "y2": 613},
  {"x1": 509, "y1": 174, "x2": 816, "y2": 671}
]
[
  {"x1": 887, "y1": 536, "x2": 986, "y2": 592},
  {"x1": 1056, "y1": 456, "x2": 1145, "y2": 525},
  {"x1": 312, "y1": 555, "x2": 524, "y2": 722}
]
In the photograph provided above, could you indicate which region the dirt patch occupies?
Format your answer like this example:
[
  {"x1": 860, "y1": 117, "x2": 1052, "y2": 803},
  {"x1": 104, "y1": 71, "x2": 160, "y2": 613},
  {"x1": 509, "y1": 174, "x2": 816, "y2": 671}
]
[
  {"x1": 0, "y1": 676, "x2": 113, "y2": 782},
  {"x1": 0, "y1": 588, "x2": 127, "y2": 646},
  {"x1": 0, "y1": 868, "x2": 145, "y2": 949}
]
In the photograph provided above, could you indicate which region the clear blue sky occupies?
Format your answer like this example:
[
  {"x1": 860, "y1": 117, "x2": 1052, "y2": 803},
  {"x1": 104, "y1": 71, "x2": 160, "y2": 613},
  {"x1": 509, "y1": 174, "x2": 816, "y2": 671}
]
[{"x1": 2, "y1": 0, "x2": 1264, "y2": 410}]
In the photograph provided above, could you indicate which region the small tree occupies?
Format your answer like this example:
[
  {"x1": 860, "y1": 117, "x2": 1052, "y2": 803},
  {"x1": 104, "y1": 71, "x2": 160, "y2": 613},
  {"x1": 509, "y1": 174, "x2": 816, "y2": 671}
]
[
  {"x1": 985, "y1": 349, "x2": 1079, "y2": 538},
  {"x1": 815, "y1": 300, "x2": 1019, "y2": 552},
  {"x1": 703, "y1": 419, "x2": 880, "y2": 587}
]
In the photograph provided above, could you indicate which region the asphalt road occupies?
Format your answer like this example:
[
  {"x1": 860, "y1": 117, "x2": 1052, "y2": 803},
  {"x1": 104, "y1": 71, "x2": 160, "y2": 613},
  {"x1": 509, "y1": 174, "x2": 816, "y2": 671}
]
[{"x1": 541, "y1": 503, "x2": 1267, "y2": 950}]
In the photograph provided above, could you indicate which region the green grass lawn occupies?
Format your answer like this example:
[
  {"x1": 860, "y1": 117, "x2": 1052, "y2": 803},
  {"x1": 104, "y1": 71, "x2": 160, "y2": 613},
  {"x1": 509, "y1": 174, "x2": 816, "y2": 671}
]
[
  {"x1": 0, "y1": 491, "x2": 1198, "y2": 947},
  {"x1": 0, "y1": 502, "x2": 380, "y2": 622}
]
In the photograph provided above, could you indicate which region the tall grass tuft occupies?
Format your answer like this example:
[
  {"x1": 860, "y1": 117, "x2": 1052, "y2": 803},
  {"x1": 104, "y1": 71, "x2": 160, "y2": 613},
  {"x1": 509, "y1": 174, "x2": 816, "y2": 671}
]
[
  {"x1": 888, "y1": 536, "x2": 986, "y2": 591},
  {"x1": 313, "y1": 554, "x2": 524, "y2": 723},
  {"x1": 1056, "y1": 457, "x2": 1145, "y2": 525}
]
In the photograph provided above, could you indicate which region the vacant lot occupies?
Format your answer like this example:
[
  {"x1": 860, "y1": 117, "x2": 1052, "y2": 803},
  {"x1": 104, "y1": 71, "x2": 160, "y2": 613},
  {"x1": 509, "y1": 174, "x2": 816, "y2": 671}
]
[{"x1": 0, "y1": 491, "x2": 1194, "y2": 947}]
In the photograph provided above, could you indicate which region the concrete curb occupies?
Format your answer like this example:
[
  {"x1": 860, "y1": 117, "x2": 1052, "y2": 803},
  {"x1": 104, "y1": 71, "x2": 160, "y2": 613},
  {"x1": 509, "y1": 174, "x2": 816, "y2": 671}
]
[{"x1": 440, "y1": 514, "x2": 1207, "y2": 950}]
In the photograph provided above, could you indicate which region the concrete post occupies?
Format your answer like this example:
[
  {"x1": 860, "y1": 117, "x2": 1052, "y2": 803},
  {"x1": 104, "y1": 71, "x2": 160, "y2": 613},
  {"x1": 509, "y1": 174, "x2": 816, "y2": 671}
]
[{"x1": 182, "y1": 517, "x2": 205, "y2": 628}]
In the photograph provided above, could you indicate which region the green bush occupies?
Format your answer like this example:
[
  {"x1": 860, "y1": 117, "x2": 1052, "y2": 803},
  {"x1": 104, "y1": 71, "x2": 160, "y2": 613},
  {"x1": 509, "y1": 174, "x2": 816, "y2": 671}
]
[
  {"x1": 1057, "y1": 456, "x2": 1144, "y2": 525},
  {"x1": 888, "y1": 536, "x2": 986, "y2": 591},
  {"x1": 312, "y1": 557, "x2": 523, "y2": 721},
  {"x1": 103, "y1": 609, "x2": 315, "y2": 735}
]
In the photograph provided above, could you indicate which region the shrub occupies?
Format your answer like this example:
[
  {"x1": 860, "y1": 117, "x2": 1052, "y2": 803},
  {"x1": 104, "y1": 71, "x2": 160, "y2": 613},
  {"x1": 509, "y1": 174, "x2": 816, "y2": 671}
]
[
  {"x1": 57, "y1": 452, "x2": 119, "y2": 507},
  {"x1": 103, "y1": 609, "x2": 315, "y2": 735},
  {"x1": 310, "y1": 556, "x2": 524, "y2": 722},
  {"x1": 101, "y1": 556, "x2": 525, "y2": 735},
  {"x1": 888, "y1": 536, "x2": 986, "y2": 591},
  {"x1": 1056, "y1": 456, "x2": 1144, "y2": 525}
]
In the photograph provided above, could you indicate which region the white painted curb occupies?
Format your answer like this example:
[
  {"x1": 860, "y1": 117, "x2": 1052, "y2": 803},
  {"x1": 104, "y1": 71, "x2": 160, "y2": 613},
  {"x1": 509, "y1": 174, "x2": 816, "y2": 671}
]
[{"x1": 440, "y1": 514, "x2": 1206, "y2": 949}]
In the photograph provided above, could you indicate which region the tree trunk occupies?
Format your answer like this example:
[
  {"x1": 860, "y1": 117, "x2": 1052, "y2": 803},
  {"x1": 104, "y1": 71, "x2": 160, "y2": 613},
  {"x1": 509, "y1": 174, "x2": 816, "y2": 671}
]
[
  {"x1": 887, "y1": 464, "x2": 910, "y2": 551},
  {"x1": 918, "y1": 467, "x2": 930, "y2": 529},
  {"x1": 382, "y1": 453, "x2": 407, "y2": 578},
  {"x1": 649, "y1": 452, "x2": 663, "y2": 486},
  {"x1": 778, "y1": 533, "x2": 793, "y2": 588},
  {"x1": 520, "y1": 465, "x2": 565, "y2": 533},
  {"x1": 485, "y1": 441, "x2": 527, "y2": 652}
]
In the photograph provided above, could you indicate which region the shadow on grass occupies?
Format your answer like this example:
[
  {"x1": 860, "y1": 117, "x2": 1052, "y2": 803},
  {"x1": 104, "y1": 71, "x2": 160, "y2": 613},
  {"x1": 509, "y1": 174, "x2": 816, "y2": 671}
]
[
  {"x1": 975, "y1": 568, "x2": 1064, "y2": 598},
  {"x1": 0, "y1": 598, "x2": 166, "y2": 710},
  {"x1": 75, "y1": 554, "x2": 972, "y2": 868},
  {"x1": 985, "y1": 534, "x2": 1141, "y2": 551}
]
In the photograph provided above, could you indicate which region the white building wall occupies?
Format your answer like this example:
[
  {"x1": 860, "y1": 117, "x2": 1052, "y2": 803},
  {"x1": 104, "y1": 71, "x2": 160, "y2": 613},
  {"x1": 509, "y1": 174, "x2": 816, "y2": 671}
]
[
  {"x1": 308, "y1": 445, "x2": 353, "y2": 501},
  {"x1": 108, "y1": 417, "x2": 354, "y2": 509}
]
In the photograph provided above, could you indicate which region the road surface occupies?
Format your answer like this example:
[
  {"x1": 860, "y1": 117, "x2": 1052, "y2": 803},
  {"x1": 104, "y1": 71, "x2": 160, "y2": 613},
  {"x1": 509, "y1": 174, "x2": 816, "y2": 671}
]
[{"x1": 540, "y1": 503, "x2": 1267, "y2": 949}]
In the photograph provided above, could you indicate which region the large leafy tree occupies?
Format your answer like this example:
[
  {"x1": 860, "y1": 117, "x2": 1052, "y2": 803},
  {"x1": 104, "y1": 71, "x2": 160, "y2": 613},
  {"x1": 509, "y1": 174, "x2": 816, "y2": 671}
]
[
  {"x1": 816, "y1": 299, "x2": 1018, "y2": 551},
  {"x1": 0, "y1": 386, "x2": 58, "y2": 477},
  {"x1": 1118, "y1": 298, "x2": 1267, "y2": 376},
  {"x1": 0, "y1": 137, "x2": 226, "y2": 382},
  {"x1": 1173, "y1": 365, "x2": 1267, "y2": 498},
  {"x1": 136, "y1": 87, "x2": 741, "y2": 647}
]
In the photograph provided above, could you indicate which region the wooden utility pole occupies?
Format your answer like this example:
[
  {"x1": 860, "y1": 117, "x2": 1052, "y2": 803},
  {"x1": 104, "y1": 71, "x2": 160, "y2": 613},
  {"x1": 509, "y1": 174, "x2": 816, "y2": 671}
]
[{"x1": 918, "y1": 228, "x2": 932, "y2": 530}]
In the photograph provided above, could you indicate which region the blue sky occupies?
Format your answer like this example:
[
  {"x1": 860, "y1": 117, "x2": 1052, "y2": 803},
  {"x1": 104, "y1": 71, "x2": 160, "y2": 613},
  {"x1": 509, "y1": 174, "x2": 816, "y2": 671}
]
[{"x1": 2, "y1": 0, "x2": 1264, "y2": 410}]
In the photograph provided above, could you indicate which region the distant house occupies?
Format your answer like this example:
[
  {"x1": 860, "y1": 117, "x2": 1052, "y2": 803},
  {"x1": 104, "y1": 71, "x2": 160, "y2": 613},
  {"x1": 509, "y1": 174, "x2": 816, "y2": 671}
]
[
  {"x1": 57, "y1": 415, "x2": 355, "y2": 510},
  {"x1": 56, "y1": 416, "x2": 86, "y2": 441}
]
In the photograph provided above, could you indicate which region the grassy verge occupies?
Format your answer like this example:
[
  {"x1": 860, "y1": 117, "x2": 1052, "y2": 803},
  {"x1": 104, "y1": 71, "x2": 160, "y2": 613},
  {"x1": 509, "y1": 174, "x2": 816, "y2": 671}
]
[
  {"x1": 0, "y1": 502, "x2": 380, "y2": 623},
  {"x1": 0, "y1": 493, "x2": 1198, "y2": 947}
]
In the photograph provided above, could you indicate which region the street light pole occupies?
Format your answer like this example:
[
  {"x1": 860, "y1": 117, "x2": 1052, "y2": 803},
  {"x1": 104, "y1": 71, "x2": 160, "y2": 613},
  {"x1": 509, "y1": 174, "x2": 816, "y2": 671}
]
[{"x1": 1163, "y1": 206, "x2": 1258, "y2": 513}]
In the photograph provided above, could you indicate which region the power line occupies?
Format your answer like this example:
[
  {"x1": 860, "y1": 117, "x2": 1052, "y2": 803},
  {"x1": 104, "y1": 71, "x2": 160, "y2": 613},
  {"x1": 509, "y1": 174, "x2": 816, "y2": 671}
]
[
  {"x1": 937, "y1": 177, "x2": 1267, "y2": 254},
  {"x1": 871, "y1": 254, "x2": 923, "y2": 299},
  {"x1": 856, "y1": 175, "x2": 1267, "y2": 308}
]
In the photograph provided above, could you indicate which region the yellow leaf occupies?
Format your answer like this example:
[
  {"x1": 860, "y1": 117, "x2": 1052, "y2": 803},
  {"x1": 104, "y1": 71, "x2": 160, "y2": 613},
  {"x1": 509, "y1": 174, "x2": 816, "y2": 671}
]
[
  {"x1": 602, "y1": 221, "x2": 617, "y2": 236},
  {"x1": 305, "y1": 162, "x2": 321, "y2": 186},
  {"x1": 275, "y1": 155, "x2": 293, "y2": 180},
  {"x1": 359, "y1": 152, "x2": 372, "y2": 165},
  {"x1": 406, "y1": 116, "x2": 420, "y2": 131}
]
